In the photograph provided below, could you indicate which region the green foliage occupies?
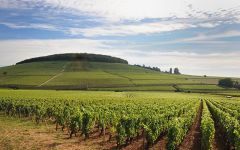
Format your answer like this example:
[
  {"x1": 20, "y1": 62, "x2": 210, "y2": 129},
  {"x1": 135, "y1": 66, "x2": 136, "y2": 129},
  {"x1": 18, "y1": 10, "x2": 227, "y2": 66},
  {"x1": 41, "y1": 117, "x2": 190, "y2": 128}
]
[
  {"x1": 82, "y1": 112, "x2": 95, "y2": 139},
  {"x1": 173, "y1": 68, "x2": 180, "y2": 74},
  {"x1": 17, "y1": 53, "x2": 128, "y2": 64},
  {"x1": 201, "y1": 101, "x2": 215, "y2": 150},
  {"x1": 167, "y1": 118, "x2": 186, "y2": 150},
  {"x1": 0, "y1": 90, "x2": 202, "y2": 148},
  {"x1": 69, "y1": 108, "x2": 82, "y2": 137},
  {"x1": 218, "y1": 78, "x2": 234, "y2": 88},
  {"x1": 116, "y1": 120, "x2": 127, "y2": 146},
  {"x1": 167, "y1": 102, "x2": 198, "y2": 150},
  {"x1": 207, "y1": 100, "x2": 240, "y2": 149},
  {"x1": 0, "y1": 90, "x2": 240, "y2": 149},
  {"x1": 1, "y1": 59, "x2": 235, "y2": 91}
]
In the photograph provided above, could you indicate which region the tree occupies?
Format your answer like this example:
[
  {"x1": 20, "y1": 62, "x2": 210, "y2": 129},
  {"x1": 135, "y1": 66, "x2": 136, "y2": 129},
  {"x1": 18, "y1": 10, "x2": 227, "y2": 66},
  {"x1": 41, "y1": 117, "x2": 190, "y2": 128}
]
[
  {"x1": 3, "y1": 72, "x2": 7, "y2": 75},
  {"x1": 174, "y1": 68, "x2": 180, "y2": 74},
  {"x1": 169, "y1": 68, "x2": 172, "y2": 74},
  {"x1": 233, "y1": 81, "x2": 240, "y2": 89},
  {"x1": 218, "y1": 78, "x2": 233, "y2": 88}
]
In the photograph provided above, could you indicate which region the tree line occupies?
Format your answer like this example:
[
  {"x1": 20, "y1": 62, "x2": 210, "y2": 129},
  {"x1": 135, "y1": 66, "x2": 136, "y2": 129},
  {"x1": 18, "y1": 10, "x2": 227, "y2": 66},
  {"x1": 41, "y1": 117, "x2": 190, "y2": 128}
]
[
  {"x1": 134, "y1": 64, "x2": 181, "y2": 74},
  {"x1": 16, "y1": 53, "x2": 128, "y2": 64}
]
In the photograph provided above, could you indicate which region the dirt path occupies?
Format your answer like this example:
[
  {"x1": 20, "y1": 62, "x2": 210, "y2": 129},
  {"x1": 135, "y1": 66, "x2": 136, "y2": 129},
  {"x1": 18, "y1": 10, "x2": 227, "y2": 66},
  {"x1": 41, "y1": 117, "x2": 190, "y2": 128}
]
[
  {"x1": 206, "y1": 102, "x2": 231, "y2": 150},
  {"x1": 209, "y1": 112, "x2": 230, "y2": 150},
  {"x1": 37, "y1": 64, "x2": 67, "y2": 87},
  {"x1": 37, "y1": 72, "x2": 63, "y2": 87},
  {"x1": 150, "y1": 136, "x2": 168, "y2": 150},
  {"x1": 179, "y1": 102, "x2": 203, "y2": 150},
  {"x1": 122, "y1": 138, "x2": 144, "y2": 150},
  {"x1": 212, "y1": 124, "x2": 230, "y2": 150}
]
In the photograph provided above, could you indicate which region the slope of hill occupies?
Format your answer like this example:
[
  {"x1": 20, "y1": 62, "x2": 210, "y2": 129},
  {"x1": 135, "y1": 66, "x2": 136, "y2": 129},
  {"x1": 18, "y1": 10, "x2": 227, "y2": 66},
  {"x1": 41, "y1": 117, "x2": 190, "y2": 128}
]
[{"x1": 0, "y1": 53, "x2": 236, "y2": 92}]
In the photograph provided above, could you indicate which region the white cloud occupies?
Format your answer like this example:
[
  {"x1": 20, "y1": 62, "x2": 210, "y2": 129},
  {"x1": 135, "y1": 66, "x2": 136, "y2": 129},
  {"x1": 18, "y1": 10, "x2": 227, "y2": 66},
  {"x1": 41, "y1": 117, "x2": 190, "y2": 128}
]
[
  {"x1": 137, "y1": 30, "x2": 240, "y2": 46},
  {"x1": 68, "y1": 22, "x2": 194, "y2": 37},
  {"x1": 115, "y1": 29, "x2": 240, "y2": 50},
  {"x1": 42, "y1": 0, "x2": 240, "y2": 21},
  {"x1": 0, "y1": 22, "x2": 57, "y2": 30},
  {"x1": 1, "y1": 0, "x2": 239, "y2": 37},
  {"x1": 178, "y1": 30, "x2": 240, "y2": 42},
  {"x1": 1, "y1": 0, "x2": 239, "y2": 22},
  {"x1": 0, "y1": 0, "x2": 32, "y2": 9},
  {"x1": 67, "y1": 20, "x2": 236, "y2": 37},
  {"x1": 198, "y1": 23, "x2": 219, "y2": 28},
  {"x1": 42, "y1": 0, "x2": 187, "y2": 21}
]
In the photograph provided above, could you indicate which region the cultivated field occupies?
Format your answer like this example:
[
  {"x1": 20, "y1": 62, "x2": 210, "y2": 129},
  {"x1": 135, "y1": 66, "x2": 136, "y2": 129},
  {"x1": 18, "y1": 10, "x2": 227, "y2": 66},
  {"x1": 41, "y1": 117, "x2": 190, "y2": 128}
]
[
  {"x1": 0, "y1": 89, "x2": 239, "y2": 150},
  {"x1": 0, "y1": 61, "x2": 228, "y2": 91}
]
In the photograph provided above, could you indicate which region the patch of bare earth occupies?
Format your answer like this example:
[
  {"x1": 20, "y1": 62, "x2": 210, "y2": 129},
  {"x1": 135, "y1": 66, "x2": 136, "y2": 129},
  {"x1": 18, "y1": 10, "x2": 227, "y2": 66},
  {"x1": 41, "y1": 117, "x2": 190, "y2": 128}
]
[
  {"x1": 211, "y1": 119, "x2": 231, "y2": 150},
  {"x1": 150, "y1": 136, "x2": 168, "y2": 150},
  {"x1": 122, "y1": 137, "x2": 144, "y2": 150},
  {"x1": 120, "y1": 131, "x2": 168, "y2": 150},
  {"x1": 179, "y1": 102, "x2": 203, "y2": 150},
  {"x1": 0, "y1": 114, "x2": 117, "y2": 150}
]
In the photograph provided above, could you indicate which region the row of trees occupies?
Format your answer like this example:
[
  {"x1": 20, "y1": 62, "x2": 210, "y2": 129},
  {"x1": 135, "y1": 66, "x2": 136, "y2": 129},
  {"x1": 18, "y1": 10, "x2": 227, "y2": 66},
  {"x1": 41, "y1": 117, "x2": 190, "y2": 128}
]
[
  {"x1": 134, "y1": 64, "x2": 181, "y2": 75},
  {"x1": 134, "y1": 64, "x2": 161, "y2": 72}
]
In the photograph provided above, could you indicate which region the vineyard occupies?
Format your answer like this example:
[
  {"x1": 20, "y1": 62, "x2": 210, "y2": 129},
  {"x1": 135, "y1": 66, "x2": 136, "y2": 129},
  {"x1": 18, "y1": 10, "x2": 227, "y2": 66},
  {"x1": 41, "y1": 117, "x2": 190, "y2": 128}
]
[
  {"x1": 1, "y1": 60, "x2": 233, "y2": 92},
  {"x1": 0, "y1": 90, "x2": 239, "y2": 150}
]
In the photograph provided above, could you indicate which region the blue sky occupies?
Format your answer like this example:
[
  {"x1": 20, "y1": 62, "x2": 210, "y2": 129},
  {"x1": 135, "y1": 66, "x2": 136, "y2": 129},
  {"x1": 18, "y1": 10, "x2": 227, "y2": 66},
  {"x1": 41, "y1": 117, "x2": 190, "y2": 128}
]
[{"x1": 0, "y1": 0, "x2": 240, "y2": 76}]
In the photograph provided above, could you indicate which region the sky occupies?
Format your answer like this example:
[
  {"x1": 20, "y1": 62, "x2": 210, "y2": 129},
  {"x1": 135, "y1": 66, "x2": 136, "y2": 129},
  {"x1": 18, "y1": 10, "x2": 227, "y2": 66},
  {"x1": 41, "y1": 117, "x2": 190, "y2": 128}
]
[{"x1": 0, "y1": 0, "x2": 240, "y2": 77}]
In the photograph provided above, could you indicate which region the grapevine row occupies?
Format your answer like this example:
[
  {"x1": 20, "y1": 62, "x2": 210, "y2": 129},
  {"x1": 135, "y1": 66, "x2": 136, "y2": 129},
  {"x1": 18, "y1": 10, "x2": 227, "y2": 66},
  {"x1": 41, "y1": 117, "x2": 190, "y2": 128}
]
[
  {"x1": 207, "y1": 100, "x2": 240, "y2": 149},
  {"x1": 0, "y1": 96, "x2": 198, "y2": 149},
  {"x1": 201, "y1": 100, "x2": 215, "y2": 150}
]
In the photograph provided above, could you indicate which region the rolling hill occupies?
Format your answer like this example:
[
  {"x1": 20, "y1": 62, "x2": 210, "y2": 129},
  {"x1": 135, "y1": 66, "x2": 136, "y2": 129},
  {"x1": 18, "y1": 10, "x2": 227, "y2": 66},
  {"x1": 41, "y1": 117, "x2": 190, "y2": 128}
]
[{"x1": 0, "y1": 53, "x2": 235, "y2": 92}]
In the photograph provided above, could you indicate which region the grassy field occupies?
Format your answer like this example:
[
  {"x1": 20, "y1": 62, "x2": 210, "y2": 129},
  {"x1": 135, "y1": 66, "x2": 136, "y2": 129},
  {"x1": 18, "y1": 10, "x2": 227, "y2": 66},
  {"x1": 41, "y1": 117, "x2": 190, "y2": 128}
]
[
  {"x1": 178, "y1": 85, "x2": 224, "y2": 90},
  {"x1": 1, "y1": 88, "x2": 238, "y2": 100},
  {"x1": 0, "y1": 61, "x2": 66, "y2": 86},
  {"x1": 0, "y1": 89, "x2": 206, "y2": 99},
  {"x1": 0, "y1": 61, "x2": 66, "y2": 75},
  {"x1": 0, "y1": 60, "x2": 234, "y2": 92},
  {"x1": 90, "y1": 85, "x2": 176, "y2": 91}
]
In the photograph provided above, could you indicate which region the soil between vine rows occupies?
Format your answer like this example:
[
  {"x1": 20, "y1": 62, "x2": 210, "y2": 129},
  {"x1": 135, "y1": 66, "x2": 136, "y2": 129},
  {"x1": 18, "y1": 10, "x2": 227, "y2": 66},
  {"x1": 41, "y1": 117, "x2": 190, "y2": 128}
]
[{"x1": 178, "y1": 102, "x2": 202, "y2": 150}]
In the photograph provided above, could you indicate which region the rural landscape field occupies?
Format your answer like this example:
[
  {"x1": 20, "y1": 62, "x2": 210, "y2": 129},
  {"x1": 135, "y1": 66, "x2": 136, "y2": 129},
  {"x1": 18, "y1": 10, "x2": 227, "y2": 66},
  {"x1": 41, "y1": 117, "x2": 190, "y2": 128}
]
[
  {"x1": 0, "y1": 0, "x2": 240, "y2": 150},
  {"x1": 0, "y1": 54, "x2": 239, "y2": 150}
]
